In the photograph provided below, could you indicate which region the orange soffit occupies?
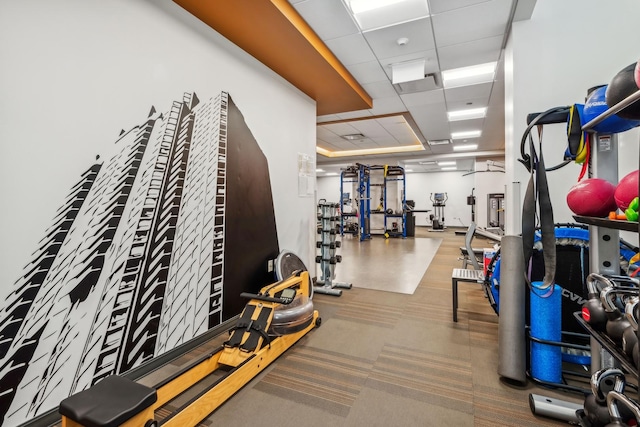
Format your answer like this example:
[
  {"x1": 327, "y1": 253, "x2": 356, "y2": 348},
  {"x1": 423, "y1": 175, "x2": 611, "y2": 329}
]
[{"x1": 173, "y1": 0, "x2": 373, "y2": 116}]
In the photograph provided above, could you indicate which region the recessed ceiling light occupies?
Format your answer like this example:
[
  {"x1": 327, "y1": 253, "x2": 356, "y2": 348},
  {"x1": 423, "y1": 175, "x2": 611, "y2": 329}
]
[
  {"x1": 418, "y1": 160, "x2": 437, "y2": 165},
  {"x1": 316, "y1": 169, "x2": 324, "y2": 172},
  {"x1": 447, "y1": 107, "x2": 487, "y2": 122},
  {"x1": 325, "y1": 172, "x2": 339, "y2": 176},
  {"x1": 451, "y1": 130, "x2": 481, "y2": 139},
  {"x1": 442, "y1": 62, "x2": 497, "y2": 89},
  {"x1": 453, "y1": 144, "x2": 478, "y2": 152},
  {"x1": 437, "y1": 161, "x2": 456, "y2": 166},
  {"x1": 347, "y1": 0, "x2": 429, "y2": 32},
  {"x1": 405, "y1": 168, "x2": 413, "y2": 172},
  {"x1": 348, "y1": 0, "x2": 406, "y2": 14},
  {"x1": 441, "y1": 167, "x2": 457, "y2": 171}
]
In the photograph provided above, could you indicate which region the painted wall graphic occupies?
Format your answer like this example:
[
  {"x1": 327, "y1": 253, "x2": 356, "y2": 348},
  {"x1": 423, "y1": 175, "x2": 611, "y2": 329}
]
[{"x1": 0, "y1": 92, "x2": 280, "y2": 426}]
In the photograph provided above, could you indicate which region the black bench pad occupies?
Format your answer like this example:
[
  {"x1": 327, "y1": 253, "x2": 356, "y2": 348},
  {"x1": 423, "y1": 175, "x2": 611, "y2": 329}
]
[{"x1": 59, "y1": 375, "x2": 157, "y2": 427}]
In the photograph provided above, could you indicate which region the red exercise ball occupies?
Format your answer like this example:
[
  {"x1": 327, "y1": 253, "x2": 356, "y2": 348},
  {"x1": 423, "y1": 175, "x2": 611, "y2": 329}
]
[
  {"x1": 567, "y1": 178, "x2": 617, "y2": 217},
  {"x1": 615, "y1": 170, "x2": 639, "y2": 210}
]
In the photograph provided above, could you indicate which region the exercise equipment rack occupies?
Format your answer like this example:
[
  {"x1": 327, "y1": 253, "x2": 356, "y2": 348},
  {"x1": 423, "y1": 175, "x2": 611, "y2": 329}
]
[
  {"x1": 316, "y1": 200, "x2": 352, "y2": 296},
  {"x1": 339, "y1": 164, "x2": 406, "y2": 240}
]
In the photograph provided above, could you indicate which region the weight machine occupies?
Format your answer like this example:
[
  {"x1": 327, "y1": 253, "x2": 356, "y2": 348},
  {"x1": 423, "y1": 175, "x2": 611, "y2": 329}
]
[
  {"x1": 429, "y1": 192, "x2": 447, "y2": 231},
  {"x1": 340, "y1": 164, "x2": 406, "y2": 240}
]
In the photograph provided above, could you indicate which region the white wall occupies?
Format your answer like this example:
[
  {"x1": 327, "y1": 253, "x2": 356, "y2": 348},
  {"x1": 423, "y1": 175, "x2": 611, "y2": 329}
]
[
  {"x1": 0, "y1": 0, "x2": 318, "y2": 292},
  {"x1": 505, "y1": 0, "x2": 640, "y2": 236},
  {"x1": 407, "y1": 170, "x2": 506, "y2": 228},
  {"x1": 317, "y1": 176, "x2": 341, "y2": 204}
]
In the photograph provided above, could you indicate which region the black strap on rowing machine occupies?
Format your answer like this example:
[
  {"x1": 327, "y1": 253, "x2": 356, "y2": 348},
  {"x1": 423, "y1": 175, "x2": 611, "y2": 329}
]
[
  {"x1": 521, "y1": 112, "x2": 557, "y2": 294},
  {"x1": 240, "y1": 307, "x2": 272, "y2": 352},
  {"x1": 225, "y1": 304, "x2": 257, "y2": 348}
]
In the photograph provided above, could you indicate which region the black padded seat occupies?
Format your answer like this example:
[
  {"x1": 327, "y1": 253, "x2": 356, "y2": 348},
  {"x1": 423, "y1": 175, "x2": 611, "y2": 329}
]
[{"x1": 59, "y1": 375, "x2": 157, "y2": 427}]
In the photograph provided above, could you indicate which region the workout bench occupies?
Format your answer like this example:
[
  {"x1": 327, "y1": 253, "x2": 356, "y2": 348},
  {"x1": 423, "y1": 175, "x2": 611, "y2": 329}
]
[{"x1": 451, "y1": 268, "x2": 484, "y2": 322}]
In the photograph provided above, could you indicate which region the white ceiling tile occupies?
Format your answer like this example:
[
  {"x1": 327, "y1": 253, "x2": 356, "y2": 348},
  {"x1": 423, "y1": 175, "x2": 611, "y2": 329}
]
[
  {"x1": 346, "y1": 61, "x2": 388, "y2": 84},
  {"x1": 323, "y1": 122, "x2": 360, "y2": 135},
  {"x1": 362, "y1": 81, "x2": 399, "y2": 99},
  {"x1": 444, "y1": 81, "x2": 493, "y2": 102},
  {"x1": 363, "y1": 17, "x2": 435, "y2": 61},
  {"x1": 408, "y1": 104, "x2": 451, "y2": 140},
  {"x1": 292, "y1": 0, "x2": 359, "y2": 41},
  {"x1": 317, "y1": 114, "x2": 341, "y2": 123},
  {"x1": 372, "y1": 137, "x2": 402, "y2": 147},
  {"x1": 438, "y1": 35, "x2": 503, "y2": 70},
  {"x1": 351, "y1": 120, "x2": 388, "y2": 137},
  {"x1": 446, "y1": 96, "x2": 489, "y2": 111},
  {"x1": 317, "y1": 141, "x2": 340, "y2": 150},
  {"x1": 400, "y1": 88, "x2": 445, "y2": 107},
  {"x1": 369, "y1": 96, "x2": 407, "y2": 115},
  {"x1": 335, "y1": 110, "x2": 373, "y2": 120},
  {"x1": 317, "y1": 127, "x2": 336, "y2": 138},
  {"x1": 324, "y1": 33, "x2": 377, "y2": 66},
  {"x1": 449, "y1": 118, "x2": 485, "y2": 133},
  {"x1": 432, "y1": 0, "x2": 512, "y2": 47},
  {"x1": 429, "y1": 0, "x2": 491, "y2": 14}
]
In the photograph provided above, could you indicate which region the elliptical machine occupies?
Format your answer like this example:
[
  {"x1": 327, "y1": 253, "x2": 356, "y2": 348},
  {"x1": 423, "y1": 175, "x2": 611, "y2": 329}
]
[{"x1": 429, "y1": 192, "x2": 447, "y2": 231}]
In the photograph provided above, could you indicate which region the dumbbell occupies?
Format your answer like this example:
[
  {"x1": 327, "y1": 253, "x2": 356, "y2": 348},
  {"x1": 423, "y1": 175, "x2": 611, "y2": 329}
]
[
  {"x1": 601, "y1": 286, "x2": 637, "y2": 345},
  {"x1": 622, "y1": 297, "x2": 639, "y2": 357},
  {"x1": 583, "y1": 273, "x2": 612, "y2": 332},
  {"x1": 584, "y1": 369, "x2": 626, "y2": 427},
  {"x1": 605, "y1": 390, "x2": 640, "y2": 427}
]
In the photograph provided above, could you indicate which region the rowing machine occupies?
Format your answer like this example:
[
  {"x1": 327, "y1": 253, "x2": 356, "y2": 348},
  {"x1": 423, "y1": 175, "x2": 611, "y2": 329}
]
[{"x1": 59, "y1": 271, "x2": 320, "y2": 427}]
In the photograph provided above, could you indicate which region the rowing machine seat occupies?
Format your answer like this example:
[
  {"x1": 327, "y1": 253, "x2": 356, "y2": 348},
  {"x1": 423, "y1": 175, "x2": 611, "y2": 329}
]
[{"x1": 59, "y1": 375, "x2": 156, "y2": 427}]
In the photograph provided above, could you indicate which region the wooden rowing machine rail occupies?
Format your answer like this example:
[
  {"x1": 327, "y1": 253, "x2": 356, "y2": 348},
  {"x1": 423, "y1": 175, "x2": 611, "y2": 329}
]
[{"x1": 59, "y1": 271, "x2": 320, "y2": 427}]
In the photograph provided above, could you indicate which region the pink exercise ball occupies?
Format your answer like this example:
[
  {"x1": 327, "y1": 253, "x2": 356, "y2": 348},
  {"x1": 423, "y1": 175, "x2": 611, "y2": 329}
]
[
  {"x1": 615, "y1": 170, "x2": 639, "y2": 210},
  {"x1": 567, "y1": 178, "x2": 617, "y2": 217}
]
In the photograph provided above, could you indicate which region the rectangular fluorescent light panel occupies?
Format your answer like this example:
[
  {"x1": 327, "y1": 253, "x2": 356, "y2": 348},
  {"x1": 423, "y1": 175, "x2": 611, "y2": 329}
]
[
  {"x1": 418, "y1": 160, "x2": 437, "y2": 165},
  {"x1": 453, "y1": 144, "x2": 478, "y2": 152},
  {"x1": 348, "y1": 0, "x2": 406, "y2": 14},
  {"x1": 447, "y1": 107, "x2": 487, "y2": 122},
  {"x1": 325, "y1": 172, "x2": 339, "y2": 176},
  {"x1": 441, "y1": 167, "x2": 457, "y2": 171},
  {"x1": 347, "y1": 0, "x2": 429, "y2": 32},
  {"x1": 451, "y1": 130, "x2": 481, "y2": 139},
  {"x1": 405, "y1": 169, "x2": 413, "y2": 172},
  {"x1": 392, "y1": 60, "x2": 425, "y2": 84},
  {"x1": 442, "y1": 62, "x2": 497, "y2": 89},
  {"x1": 316, "y1": 168, "x2": 324, "y2": 172},
  {"x1": 437, "y1": 161, "x2": 456, "y2": 166}
]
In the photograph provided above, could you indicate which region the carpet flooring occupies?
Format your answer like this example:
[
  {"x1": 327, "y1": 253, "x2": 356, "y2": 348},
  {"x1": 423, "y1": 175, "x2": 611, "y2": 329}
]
[{"x1": 145, "y1": 227, "x2": 587, "y2": 426}]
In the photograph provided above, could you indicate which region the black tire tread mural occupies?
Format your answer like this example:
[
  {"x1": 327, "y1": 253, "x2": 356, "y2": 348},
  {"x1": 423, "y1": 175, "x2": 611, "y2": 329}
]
[{"x1": 0, "y1": 92, "x2": 280, "y2": 426}]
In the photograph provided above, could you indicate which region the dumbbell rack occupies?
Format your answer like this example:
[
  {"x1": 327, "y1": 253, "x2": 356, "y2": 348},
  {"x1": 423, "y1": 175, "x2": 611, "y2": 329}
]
[
  {"x1": 315, "y1": 200, "x2": 352, "y2": 296},
  {"x1": 570, "y1": 87, "x2": 640, "y2": 424}
]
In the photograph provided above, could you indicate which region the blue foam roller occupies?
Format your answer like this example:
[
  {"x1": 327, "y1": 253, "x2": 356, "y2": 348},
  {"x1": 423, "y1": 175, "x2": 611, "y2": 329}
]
[{"x1": 530, "y1": 282, "x2": 562, "y2": 384}]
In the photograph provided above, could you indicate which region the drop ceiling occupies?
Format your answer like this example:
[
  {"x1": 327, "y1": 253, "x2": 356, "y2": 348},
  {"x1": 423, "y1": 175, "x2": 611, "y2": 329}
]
[{"x1": 174, "y1": 0, "x2": 537, "y2": 174}]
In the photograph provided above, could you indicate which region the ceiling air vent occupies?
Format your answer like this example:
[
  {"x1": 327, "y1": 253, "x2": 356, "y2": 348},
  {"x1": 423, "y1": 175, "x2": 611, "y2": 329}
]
[
  {"x1": 341, "y1": 133, "x2": 365, "y2": 140},
  {"x1": 393, "y1": 73, "x2": 440, "y2": 95},
  {"x1": 427, "y1": 138, "x2": 451, "y2": 146}
]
